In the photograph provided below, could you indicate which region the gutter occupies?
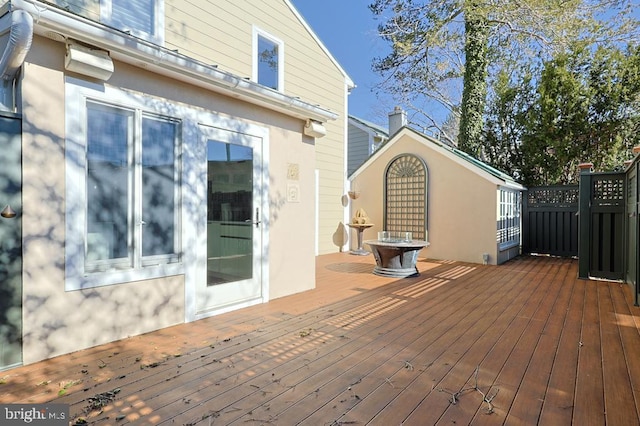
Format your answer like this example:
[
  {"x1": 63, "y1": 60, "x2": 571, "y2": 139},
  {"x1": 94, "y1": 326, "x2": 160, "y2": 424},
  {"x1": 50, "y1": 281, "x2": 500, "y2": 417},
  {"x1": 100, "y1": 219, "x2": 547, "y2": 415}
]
[
  {"x1": 7, "y1": 0, "x2": 338, "y2": 123},
  {"x1": 0, "y1": 8, "x2": 33, "y2": 110}
]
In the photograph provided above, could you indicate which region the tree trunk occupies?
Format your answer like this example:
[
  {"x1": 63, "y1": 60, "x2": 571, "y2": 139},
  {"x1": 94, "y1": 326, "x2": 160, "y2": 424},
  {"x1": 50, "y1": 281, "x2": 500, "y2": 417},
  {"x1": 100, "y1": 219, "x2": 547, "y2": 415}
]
[{"x1": 459, "y1": 3, "x2": 489, "y2": 157}]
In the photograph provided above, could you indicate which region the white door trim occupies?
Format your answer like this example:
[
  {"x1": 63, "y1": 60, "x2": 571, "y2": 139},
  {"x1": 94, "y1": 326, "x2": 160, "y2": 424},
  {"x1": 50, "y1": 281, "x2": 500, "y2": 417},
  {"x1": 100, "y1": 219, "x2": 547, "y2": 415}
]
[{"x1": 183, "y1": 119, "x2": 269, "y2": 322}]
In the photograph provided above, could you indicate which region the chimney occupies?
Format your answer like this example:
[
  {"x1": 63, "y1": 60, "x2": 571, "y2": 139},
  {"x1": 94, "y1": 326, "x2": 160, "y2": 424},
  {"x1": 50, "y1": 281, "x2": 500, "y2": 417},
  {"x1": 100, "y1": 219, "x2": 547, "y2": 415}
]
[{"x1": 388, "y1": 106, "x2": 407, "y2": 136}]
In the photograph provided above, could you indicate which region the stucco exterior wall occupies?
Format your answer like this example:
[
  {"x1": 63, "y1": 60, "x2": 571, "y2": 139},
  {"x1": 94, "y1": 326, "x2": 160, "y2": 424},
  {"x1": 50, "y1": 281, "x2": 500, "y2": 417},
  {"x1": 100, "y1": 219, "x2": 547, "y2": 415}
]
[
  {"x1": 19, "y1": 39, "x2": 185, "y2": 364},
  {"x1": 18, "y1": 35, "x2": 316, "y2": 363},
  {"x1": 350, "y1": 133, "x2": 500, "y2": 265}
]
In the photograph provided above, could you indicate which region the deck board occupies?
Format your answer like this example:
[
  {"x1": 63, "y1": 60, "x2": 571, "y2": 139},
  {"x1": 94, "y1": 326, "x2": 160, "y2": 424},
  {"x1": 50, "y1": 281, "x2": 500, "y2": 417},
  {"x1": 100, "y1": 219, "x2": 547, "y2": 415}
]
[
  {"x1": 573, "y1": 279, "x2": 606, "y2": 425},
  {"x1": 503, "y1": 262, "x2": 574, "y2": 425},
  {"x1": 610, "y1": 282, "x2": 640, "y2": 421},
  {"x1": 599, "y1": 282, "x2": 638, "y2": 426},
  {"x1": 538, "y1": 267, "x2": 585, "y2": 425},
  {"x1": 439, "y1": 258, "x2": 563, "y2": 426},
  {"x1": 470, "y1": 259, "x2": 568, "y2": 425},
  {"x1": 379, "y1": 258, "x2": 545, "y2": 425},
  {"x1": 1, "y1": 254, "x2": 640, "y2": 425}
]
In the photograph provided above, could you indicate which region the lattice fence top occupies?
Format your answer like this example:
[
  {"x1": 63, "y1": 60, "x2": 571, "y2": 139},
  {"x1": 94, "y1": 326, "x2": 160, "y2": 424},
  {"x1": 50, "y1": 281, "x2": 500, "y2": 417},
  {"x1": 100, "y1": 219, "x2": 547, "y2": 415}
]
[
  {"x1": 592, "y1": 175, "x2": 625, "y2": 207},
  {"x1": 526, "y1": 186, "x2": 578, "y2": 208}
]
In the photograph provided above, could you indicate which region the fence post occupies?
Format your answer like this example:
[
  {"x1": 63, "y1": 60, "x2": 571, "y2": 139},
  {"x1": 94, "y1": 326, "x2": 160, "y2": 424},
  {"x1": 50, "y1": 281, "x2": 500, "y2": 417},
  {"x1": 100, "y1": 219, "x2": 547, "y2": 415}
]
[
  {"x1": 578, "y1": 163, "x2": 593, "y2": 279},
  {"x1": 630, "y1": 146, "x2": 640, "y2": 305},
  {"x1": 522, "y1": 189, "x2": 529, "y2": 254}
]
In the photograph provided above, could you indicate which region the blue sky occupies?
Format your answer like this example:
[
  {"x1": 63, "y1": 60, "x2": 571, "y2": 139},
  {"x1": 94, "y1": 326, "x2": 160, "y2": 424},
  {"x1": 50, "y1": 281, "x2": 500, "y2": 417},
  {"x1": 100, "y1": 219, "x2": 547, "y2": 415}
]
[
  {"x1": 290, "y1": 1, "x2": 640, "y2": 130},
  {"x1": 290, "y1": 0, "x2": 392, "y2": 127}
]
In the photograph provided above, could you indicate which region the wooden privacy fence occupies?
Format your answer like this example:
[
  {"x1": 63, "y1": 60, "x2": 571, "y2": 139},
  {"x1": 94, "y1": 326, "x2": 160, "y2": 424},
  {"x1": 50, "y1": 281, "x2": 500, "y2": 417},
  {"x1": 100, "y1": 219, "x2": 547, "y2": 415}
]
[
  {"x1": 522, "y1": 186, "x2": 579, "y2": 257},
  {"x1": 624, "y1": 156, "x2": 640, "y2": 305},
  {"x1": 518, "y1": 155, "x2": 638, "y2": 303},
  {"x1": 578, "y1": 167, "x2": 626, "y2": 282},
  {"x1": 625, "y1": 156, "x2": 639, "y2": 304},
  {"x1": 523, "y1": 170, "x2": 628, "y2": 283}
]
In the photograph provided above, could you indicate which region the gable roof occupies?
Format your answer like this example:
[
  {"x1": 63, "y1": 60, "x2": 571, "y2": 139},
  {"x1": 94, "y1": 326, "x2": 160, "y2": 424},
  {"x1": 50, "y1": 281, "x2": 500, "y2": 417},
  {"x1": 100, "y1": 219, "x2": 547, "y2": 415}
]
[
  {"x1": 350, "y1": 126, "x2": 525, "y2": 191},
  {"x1": 348, "y1": 115, "x2": 389, "y2": 139},
  {"x1": 286, "y1": 1, "x2": 355, "y2": 90}
]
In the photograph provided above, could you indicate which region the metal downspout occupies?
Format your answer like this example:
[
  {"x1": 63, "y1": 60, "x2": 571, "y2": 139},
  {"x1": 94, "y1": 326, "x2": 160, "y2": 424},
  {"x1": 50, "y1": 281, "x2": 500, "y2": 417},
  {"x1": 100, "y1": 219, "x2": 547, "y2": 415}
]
[{"x1": 0, "y1": 9, "x2": 34, "y2": 111}]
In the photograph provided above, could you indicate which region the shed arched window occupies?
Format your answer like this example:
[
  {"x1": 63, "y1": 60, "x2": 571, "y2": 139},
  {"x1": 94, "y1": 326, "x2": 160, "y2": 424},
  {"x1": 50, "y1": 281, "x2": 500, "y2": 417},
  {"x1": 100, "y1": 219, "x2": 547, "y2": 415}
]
[{"x1": 384, "y1": 154, "x2": 428, "y2": 241}]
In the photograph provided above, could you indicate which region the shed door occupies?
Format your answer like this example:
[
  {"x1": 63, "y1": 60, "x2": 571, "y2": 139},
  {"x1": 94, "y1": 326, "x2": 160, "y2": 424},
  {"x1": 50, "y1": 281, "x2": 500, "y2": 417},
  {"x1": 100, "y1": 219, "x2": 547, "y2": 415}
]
[{"x1": 0, "y1": 115, "x2": 22, "y2": 370}]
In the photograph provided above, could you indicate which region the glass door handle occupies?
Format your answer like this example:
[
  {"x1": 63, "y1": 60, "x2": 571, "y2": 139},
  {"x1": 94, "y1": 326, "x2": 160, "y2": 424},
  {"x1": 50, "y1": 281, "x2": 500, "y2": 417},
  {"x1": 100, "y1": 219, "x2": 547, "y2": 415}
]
[
  {"x1": 249, "y1": 207, "x2": 261, "y2": 228},
  {"x1": 244, "y1": 209, "x2": 261, "y2": 227}
]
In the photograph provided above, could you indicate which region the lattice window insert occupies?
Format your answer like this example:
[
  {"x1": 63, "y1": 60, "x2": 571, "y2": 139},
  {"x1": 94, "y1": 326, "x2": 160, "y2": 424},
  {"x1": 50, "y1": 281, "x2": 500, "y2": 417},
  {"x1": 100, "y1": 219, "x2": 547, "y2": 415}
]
[
  {"x1": 384, "y1": 155, "x2": 427, "y2": 240},
  {"x1": 592, "y1": 177, "x2": 625, "y2": 207}
]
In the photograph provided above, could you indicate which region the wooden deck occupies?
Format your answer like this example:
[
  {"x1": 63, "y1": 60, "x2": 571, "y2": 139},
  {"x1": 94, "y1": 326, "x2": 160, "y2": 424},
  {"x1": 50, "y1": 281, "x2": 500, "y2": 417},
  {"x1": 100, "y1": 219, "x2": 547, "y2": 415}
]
[{"x1": 2, "y1": 253, "x2": 640, "y2": 425}]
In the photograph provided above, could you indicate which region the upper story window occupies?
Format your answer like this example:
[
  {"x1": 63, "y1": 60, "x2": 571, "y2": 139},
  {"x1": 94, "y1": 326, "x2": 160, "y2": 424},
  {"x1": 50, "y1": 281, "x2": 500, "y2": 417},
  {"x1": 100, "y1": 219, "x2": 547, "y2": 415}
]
[
  {"x1": 101, "y1": 0, "x2": 164, "y2": 45},
  {"x1": 253, "y1": 27, "x2": 284, "y2": 91}
]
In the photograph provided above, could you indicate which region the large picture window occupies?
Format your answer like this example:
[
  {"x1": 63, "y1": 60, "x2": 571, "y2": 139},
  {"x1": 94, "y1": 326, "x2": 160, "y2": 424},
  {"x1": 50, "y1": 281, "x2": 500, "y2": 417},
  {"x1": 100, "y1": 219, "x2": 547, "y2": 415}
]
[
  {"x1": 66, "y1": 80, "x2": 181, "y2": 289},
  {"x1": 101, "y1": 0, "x2": 164, "y2": 45},
  {"x1": 253, "y1": 28, "x2": 284, "y2": 91},
  {"x1": 86, "y1": 102, "x2": 180, "y2": 272}
]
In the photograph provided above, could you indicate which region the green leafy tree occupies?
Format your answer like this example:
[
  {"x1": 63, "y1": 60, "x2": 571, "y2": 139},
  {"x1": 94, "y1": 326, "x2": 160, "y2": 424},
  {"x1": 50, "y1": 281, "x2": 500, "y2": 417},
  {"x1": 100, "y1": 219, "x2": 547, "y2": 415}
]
[
  {"x1": 369, "y1": 0, "x2": 639, "y2": 158},
  {"x1": 483, "y1": 67, "x2": 535, "y2": 180},
  {"x1": 492, "y1": 43, "x2": 640, "y2": 186},
  {"x1": 586, "y1": 44, "x2": 640, "y2": 168},
  {"x1": 520, "y1": 49, "x2": 592, "y2": 185}
]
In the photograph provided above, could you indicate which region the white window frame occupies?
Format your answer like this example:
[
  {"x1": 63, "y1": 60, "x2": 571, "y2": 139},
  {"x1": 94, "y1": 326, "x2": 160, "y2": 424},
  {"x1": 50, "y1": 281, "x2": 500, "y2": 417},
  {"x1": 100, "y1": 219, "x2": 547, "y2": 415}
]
[
  {"x1": 252, "y1": 26, "x2": 284, "y2": 92},
  {"x1": 497, "y1": 187, "x2": 521, "y2": 250},
  {"x1": 65, "y1": 77, "x2": 182, "y2": 290},
  {"x1": 101, "y1": 0, "x2": 165, "y2": 45}
]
